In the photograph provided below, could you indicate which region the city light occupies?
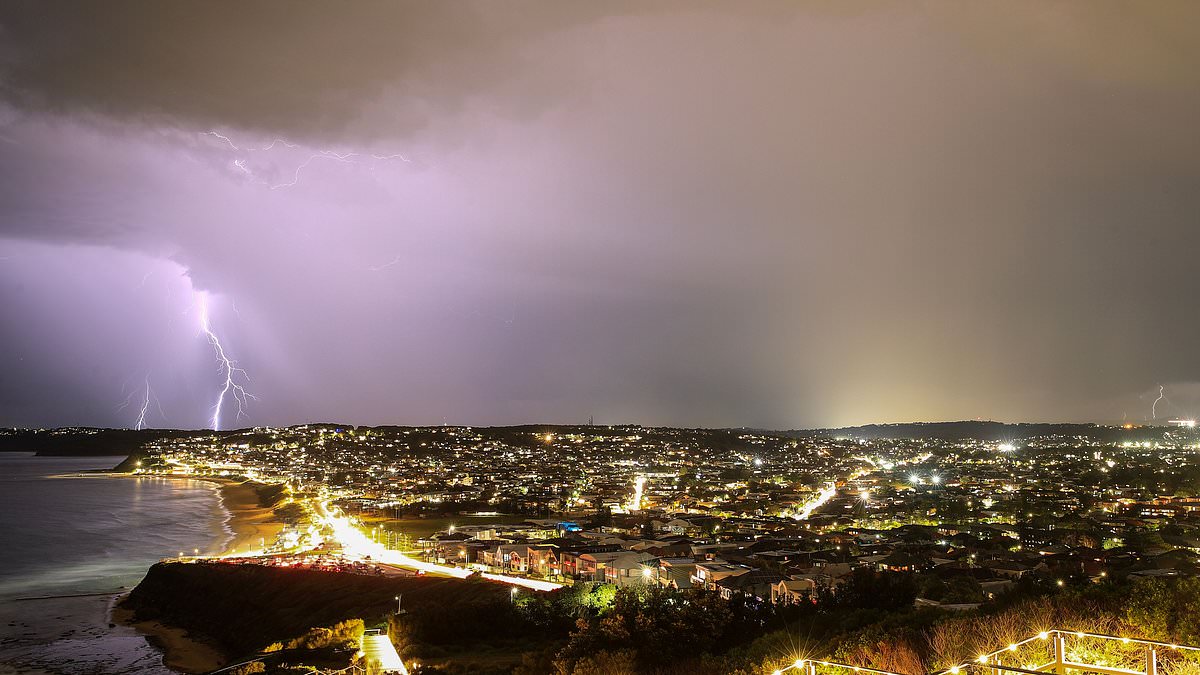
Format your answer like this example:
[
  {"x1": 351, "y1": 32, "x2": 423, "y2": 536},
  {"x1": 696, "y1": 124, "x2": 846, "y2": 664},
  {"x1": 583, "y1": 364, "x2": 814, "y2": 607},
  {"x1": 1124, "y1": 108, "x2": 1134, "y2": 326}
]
[{"x1": 628, "y1": 474, "x2": 647, "y2": 512}]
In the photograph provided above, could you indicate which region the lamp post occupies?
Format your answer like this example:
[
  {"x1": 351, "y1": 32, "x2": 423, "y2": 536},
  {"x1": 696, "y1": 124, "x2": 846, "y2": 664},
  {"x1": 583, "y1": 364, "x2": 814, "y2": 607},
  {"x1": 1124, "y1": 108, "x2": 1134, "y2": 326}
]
[{"x1": 394, "y1": 594, "x2": 402, "y2": 614}]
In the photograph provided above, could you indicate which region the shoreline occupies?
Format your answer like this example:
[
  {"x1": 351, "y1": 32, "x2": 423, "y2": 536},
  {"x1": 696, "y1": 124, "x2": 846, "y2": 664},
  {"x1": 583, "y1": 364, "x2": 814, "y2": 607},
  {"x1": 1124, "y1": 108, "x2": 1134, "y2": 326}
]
[
  {"x1": 0, "y1": 455, "x2": 277, "y2": 674},
  {"x1": 74, "y1": 472, "x2": 287, "y2": 556},
  {"x1": 107, "y1": 474, "x2": 286, "y2": 672},
  {"x1": 208, "y1": 477, "x2": 287, "y2": 556},
  {"x1": 110, "y1": 594, "x2": 227, "y2": 674}
]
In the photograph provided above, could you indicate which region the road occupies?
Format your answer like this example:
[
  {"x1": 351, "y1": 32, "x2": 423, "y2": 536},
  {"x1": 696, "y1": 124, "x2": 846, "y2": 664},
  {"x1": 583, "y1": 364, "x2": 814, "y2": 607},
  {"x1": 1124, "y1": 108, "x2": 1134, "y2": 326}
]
[
  {"x1": 361, "y1": 631, "x2": 408, "y2": 674},
  {"x1": 312, "y1": 499, "x2": 565, "y2": 591}
]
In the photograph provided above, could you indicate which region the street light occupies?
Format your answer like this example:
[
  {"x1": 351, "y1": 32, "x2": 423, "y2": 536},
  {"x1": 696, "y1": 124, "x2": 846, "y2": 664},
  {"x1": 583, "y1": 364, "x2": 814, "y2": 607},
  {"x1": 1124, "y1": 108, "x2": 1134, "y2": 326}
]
[
  {"x1": 510, "y1": 587, "x2": 519, "y2": 604},
  {"x1": 394, "y1": 594, "x2": 402, "y2": 614}
]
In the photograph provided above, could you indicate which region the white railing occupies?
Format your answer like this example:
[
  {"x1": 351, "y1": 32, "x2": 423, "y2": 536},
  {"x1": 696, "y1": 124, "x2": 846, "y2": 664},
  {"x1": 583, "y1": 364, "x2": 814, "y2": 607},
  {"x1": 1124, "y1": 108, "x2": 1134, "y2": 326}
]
[{"x1": 771, "y1": 630, "x2": 1200, "y2": 675}]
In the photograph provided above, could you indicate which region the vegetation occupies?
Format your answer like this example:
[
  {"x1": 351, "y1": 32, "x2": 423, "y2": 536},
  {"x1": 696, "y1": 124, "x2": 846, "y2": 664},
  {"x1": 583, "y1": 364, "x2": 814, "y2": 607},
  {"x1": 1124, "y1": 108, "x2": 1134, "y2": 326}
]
[
  {"x1": 123, "y1": 562, "x2": 523, "y2": 660},
  {"x1": 284, "y1": 619, "x2": 364, "y2": 650},
  {"x1": 726, "y1": 578, "x2": 1200, "y2": 675},
  {"x1": 254, "y1": 482, "x2": 290, "y2": 508},
  {"x1": 124, "y1": 560, "x2": 1200, "y2": 675}
]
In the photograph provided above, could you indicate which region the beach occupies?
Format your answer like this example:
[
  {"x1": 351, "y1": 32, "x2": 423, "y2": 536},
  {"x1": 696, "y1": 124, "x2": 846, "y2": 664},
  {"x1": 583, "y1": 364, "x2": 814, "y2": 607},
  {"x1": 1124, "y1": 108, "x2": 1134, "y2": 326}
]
[
  {"x1": 0, "y1": 455, "x2": 244, "y2": 674},
  {"x1": 211, "y1": 479, "x2": 286, "y2": 557},
  {"x1": 113, "y1": 477, "x2": 288, "y2": 672},
  {"x1": 109, "y1": 601, "x2": 225, "y2": 674},
  {"x1": 0, "y1": 456, "x2": 290, "y2": 673}
]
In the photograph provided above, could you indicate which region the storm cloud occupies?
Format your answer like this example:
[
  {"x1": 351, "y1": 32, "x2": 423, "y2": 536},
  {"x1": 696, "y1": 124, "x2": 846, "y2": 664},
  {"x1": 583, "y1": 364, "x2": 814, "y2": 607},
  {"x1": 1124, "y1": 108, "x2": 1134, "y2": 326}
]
[{"x1": 1, "y1": 1, "x2": 1199, "y2": 429}]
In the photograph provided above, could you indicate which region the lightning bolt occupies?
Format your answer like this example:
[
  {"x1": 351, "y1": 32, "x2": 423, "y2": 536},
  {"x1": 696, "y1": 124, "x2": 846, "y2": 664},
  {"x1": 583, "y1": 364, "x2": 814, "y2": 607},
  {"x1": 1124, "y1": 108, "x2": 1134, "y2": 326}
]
[
  {"x1": 133, "y1": 376, "x2": 164, "y2": 430},
  {"x1": 261, "y1": 138, "x2": 299, "y2": 151},
  {"x1": 198, "y1": 292, "x2": 256, "y2": 431},
  {"x1": 201, "y1": 131, "x2": 411, "y2": 189},
  {"x1": 368, "y1": 254, "x2": 402, "y2": 272},
  {"x1": 201, "y1": 130, "x2": 241, "y2": 151},
  {"x1": 269, "y1": 149, "x2": 359, "y2": 190},
  {"x1": 118, "y1": 374, "x2": 163, "y2": 430},
  {"x1": 1152, "y1": 384, "x2": 1168, "y2": 421}
]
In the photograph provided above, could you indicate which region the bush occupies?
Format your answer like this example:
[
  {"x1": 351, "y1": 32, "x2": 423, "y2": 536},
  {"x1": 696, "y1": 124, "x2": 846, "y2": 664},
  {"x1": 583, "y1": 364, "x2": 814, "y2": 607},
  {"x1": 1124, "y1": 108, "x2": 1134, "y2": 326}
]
[{"x1": 285, "y1": 618, "x2": 364, "y2": 650}]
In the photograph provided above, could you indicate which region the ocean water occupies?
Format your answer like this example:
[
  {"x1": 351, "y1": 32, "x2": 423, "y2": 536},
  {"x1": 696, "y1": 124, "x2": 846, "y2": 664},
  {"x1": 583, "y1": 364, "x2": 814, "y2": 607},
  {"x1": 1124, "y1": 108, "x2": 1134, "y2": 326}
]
[{"x1": 0, "y1": 453, "x2": 230, "y2": 674}]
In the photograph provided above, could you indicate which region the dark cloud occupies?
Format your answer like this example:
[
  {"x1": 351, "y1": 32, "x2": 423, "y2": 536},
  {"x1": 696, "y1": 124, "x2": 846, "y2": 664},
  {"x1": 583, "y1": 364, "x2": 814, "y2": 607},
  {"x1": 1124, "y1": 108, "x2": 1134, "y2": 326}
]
[
  {"x1": 0, "y1": 1, "x2": 627, "y2": 140},
  {"x1": 1, "y1": 2, "x2": 1199, "y2": 429}
]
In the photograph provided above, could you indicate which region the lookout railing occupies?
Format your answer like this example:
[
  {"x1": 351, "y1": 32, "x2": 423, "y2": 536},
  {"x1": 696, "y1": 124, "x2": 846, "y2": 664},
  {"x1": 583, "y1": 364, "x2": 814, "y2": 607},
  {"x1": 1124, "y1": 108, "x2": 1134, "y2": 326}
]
[{"x1": 770, "y1": 630, "x2": 1200, "y2": 675}]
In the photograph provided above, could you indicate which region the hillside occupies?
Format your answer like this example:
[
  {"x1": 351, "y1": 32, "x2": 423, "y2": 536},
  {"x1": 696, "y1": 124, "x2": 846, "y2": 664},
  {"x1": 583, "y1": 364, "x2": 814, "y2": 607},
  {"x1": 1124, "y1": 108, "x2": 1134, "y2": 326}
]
[{"x1": 121, "y1": 562, "x2": 544, "y2": 667}]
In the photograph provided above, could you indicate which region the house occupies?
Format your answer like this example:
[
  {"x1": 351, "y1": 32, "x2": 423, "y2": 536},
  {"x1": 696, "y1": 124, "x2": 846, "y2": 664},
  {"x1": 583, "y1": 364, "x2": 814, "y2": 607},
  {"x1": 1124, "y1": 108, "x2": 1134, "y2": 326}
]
[
  {"x1": 692, "y1": 561, "x2": 751, "y2": 589},
  {"x1": 576, "y1": 551, "x2": 627, "y2": 582},
  {"x1": 483, "y1": 543, "x2": 528, "y2": 572},
  {"x1": 656, "y1": 557, "x2": 698, "y2": 589},
  {"x1": 877, "y1": 550, "x2": 928, "y2": 572},
  {"x1": 559, "y1": 544, "x2": 623, "y2": 579},
  {"x1": 603, "y1": 552, "x2": 659, "y2": 587},
  {"x1": 772, "y1": 578, "x2": 816, "y2": 605},
  {"x1": 716, "y1": 569, "x2": 786, "y2": 602},
  {"x1": 662, "y1": 518, "x2": 696, "y2": 535},
  {"x1": 979, "y1": 559, "x2": 1032, "y2": 579},
  {"x1": 526, "y1": 543, "x2": 561, "y2": 578}
]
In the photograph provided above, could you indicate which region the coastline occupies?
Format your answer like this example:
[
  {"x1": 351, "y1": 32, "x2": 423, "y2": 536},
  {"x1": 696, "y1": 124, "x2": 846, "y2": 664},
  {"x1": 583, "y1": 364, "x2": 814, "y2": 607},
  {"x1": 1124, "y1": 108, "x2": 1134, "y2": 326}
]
[
  {"x1": 110, "y1": 596, "x2": 226, "y2": 674},
  {"x1": 208, "y1": 478, "x2": 286, "y2": 557},
  {"x1": 75, "y1": 471, "x2": 286, "y2": 556},
  {"x1": 109, "y1": 474, "x2": 285, "y2": 672},
  {"x1": 0, "y1": 456, "x2": 287, "y2": 674}
]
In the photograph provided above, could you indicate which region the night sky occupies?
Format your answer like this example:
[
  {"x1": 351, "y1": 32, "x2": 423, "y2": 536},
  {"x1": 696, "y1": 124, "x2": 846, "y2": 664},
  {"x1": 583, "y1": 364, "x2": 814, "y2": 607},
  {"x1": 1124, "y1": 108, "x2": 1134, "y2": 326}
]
[{"x1": 1, "y1": 2, "x2": 1199, "y2": 430}]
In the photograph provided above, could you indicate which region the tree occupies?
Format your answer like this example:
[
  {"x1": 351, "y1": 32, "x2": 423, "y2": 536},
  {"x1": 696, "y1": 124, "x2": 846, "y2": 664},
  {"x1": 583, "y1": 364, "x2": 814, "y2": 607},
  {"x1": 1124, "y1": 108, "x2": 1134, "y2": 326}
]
[
  {"x1": 833, "y1": 569, "x2": 918, "y2": 611},
  {"x1": 1127, "y1": 578, "x2": 1200, "y2": 644},
  {"x1": 640, "y1": 519, "x2": 656, "y2": 539}
]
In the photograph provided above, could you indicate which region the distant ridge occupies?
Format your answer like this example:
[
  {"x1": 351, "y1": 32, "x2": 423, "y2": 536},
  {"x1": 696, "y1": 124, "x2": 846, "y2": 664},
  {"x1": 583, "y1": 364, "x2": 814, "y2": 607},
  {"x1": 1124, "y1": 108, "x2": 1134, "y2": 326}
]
[
  {"x1": 801, "y1": 420, "x2": 1159, "y2": 442},
  {"x1": 1, "y1": 420, "x2": 1183, "y2": 457}
]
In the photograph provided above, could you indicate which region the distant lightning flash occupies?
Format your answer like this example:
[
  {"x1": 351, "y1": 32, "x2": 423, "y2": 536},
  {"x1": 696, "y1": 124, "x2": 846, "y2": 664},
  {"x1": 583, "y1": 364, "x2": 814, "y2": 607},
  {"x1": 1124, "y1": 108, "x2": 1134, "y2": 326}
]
[
  {"x1": 133, "y1": 376, "x2": 163, "y2": 430},
  {"x1": 1153, "y1": 384, "x2": 1167, "y2": 420},
  {"x1": 198, "y1": 292, "x2": 256, "y2": 431},
  {"x1": 201, "y1": 131, "x2": 411, "y2": 189},
  {"x1": 270, "y1": 150, "x2": 358, "y2": 190},
  {"x1": 202, "y1": 130, "x2": 241, "y2": 151},
  {"x1": 117, "y1": 374, "x2": 163, "y2": 430},
  {"x1": 368, "y1": 254, "x2": 402, "y2": 272}
]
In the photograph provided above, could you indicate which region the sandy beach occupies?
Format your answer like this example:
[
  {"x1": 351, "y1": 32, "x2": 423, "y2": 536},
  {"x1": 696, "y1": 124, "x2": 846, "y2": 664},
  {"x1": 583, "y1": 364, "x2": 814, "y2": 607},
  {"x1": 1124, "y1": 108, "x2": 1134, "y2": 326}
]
[
  {"x1": 110, "y1": 601, "x2": 225, "y2": 674},
  {"x1": 113, "y1": 477, "x2": 286, "y2": 672},
  {"x1": 211, "y1": 479, "x2": 286, "y2": 556}
]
